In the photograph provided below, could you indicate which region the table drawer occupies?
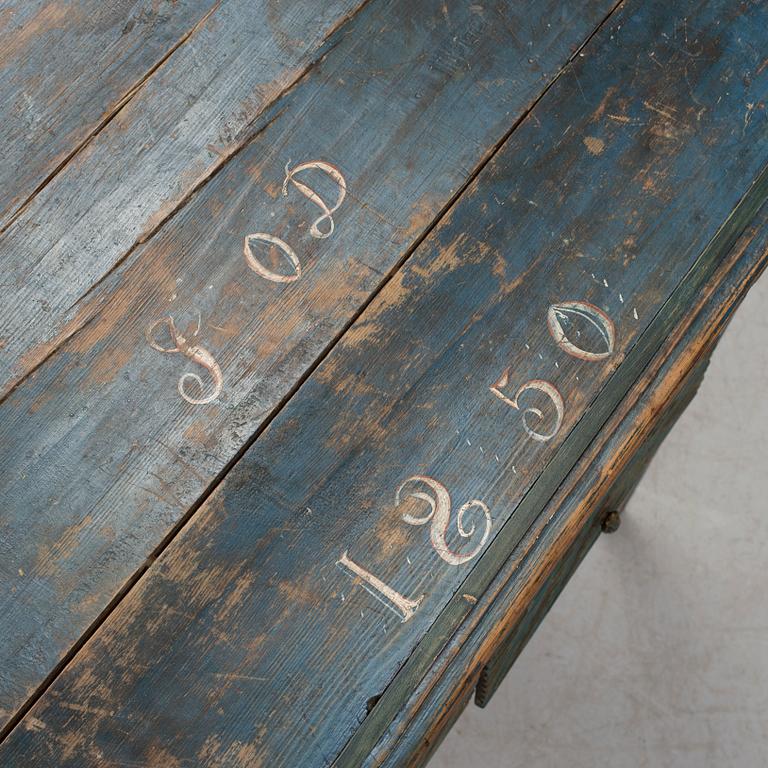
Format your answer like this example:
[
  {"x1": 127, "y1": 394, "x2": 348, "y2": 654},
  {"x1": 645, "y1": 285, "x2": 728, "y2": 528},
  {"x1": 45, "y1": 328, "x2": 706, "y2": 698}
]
[{"x1": 475, "y1": 354, "x2": 711, "y2": 707}]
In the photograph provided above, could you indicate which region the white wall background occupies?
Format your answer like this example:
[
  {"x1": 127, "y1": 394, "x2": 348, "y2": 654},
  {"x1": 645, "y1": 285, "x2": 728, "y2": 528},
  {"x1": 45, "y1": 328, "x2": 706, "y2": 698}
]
[{"x1": 432, "y1": 273, "x2": 768, "y2": 768}]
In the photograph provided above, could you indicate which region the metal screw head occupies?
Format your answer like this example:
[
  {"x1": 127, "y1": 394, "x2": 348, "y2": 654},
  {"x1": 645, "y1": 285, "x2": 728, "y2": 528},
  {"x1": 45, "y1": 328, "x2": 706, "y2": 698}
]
[{"x1": 601, "y1": 510, "x2": 621, "y2": 533}]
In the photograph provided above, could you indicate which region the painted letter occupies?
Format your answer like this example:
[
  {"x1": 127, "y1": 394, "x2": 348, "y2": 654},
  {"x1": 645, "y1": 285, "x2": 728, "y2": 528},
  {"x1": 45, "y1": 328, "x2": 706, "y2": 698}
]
[
  {"x1": 244, "y1": 232, "x2": 302, "y2": 283},
  {"x1": 146, "y1": 316, "x2": 223, "y2": 405},
  {"x1": 282, "y1": 159, "x2": 347, "y2": 239},
  {"x1": 547, "y1": 300, "x2": 615, "y2": 361}
]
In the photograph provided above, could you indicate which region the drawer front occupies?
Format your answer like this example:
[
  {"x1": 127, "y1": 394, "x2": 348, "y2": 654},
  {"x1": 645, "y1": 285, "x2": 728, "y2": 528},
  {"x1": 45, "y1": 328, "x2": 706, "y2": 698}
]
[{"x1": 475, "y1": 355, "x2": 711, "y2": 707}]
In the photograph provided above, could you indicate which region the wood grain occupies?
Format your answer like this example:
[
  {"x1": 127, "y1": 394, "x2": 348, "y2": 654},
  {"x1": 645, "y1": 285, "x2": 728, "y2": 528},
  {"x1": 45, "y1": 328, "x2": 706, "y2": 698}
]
[
  {"x1": 0, "y1": 0, "x2": 220, "y2": 229},
  {"x1": 2, "y1": 1, "x2": 766, "y2": 765},
  {"x1": 0, "y1": 0, "x2": 367, "y2": 397},
  {"x1": 0, "y1": 0, "x2": 617, "y2": 735},
  {"x1": 371, "y1": 207, "x2": 768, "y2": 768},
  {"x1": 475, "y1": 353, "x2": 709, "y2": 707}
]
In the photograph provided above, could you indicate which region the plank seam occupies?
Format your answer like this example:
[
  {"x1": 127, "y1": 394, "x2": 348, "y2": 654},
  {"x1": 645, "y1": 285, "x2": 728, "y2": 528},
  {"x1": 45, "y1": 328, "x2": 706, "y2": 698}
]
[
  {"x1": 0, "y1": 0, "x2": 626, "y2": 745},
  {"x1": 0, "y1": 0, "x2": 372, "y2": 409},
  {"x1": 0, "y1": 0, "x2": 224, "y2": 237},
  {"x1": 333, "y1": 161, "x2": 768, "y2": 767}
]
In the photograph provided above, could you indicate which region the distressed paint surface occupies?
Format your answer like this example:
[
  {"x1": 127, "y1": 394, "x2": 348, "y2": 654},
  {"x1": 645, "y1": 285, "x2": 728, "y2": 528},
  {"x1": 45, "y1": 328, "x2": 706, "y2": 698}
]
[
  {"x1": 0, "y1": 0, "x2": 220, "y2": 228},
  {"x1": 370, "y1": 209, "x2": 768, "y2": 768},
  {"x1": 2, "y1": 1, "x2": 766, "y2": 765},
  {"x1": 0, "y1": 0, "x2": 366, "y2": 397},
  {"x1": 146, "y1": 316, "x2": 223, "y2": 404},
  {"x1": 0, "y1": 0, "x2": 617, "y2": 733},
  {"x1": 396, "y1": 476, "x2": 492, "y2": 566}
]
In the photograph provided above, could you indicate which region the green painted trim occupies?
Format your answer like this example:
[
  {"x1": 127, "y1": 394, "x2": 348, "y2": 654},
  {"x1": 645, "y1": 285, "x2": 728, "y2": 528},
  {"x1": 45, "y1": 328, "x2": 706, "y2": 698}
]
[{"x1": 333, "y1": 162, "x2": 768, "y2": 767}]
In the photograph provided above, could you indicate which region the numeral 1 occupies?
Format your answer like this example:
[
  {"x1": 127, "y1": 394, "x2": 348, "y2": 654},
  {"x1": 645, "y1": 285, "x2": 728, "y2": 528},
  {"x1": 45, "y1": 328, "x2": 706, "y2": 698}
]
[{"x1": 337, "y1": 551, "x2": 423, "y2": 623}]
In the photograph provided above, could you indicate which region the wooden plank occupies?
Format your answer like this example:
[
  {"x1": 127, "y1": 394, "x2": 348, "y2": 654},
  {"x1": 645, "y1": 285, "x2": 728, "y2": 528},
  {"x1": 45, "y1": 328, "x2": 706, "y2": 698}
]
[
  {"x1": 345, "y1": 167, "x2": 768, "y2": 768},
  {"x1": 2, "y1": 0, "x2": 766, "y2": 764},
  {"x1": 0, "y1": 0, "x2": 367, "y2": 397},
  {"x1": 369, "y1": 208, "x2": 768, "y2": 767},
  {"x1": 0, "y1": 0, "x2": 617, "y2": 733},
  {"x1": 0, "y1": 0, "x2": 220, "y2": 228}
]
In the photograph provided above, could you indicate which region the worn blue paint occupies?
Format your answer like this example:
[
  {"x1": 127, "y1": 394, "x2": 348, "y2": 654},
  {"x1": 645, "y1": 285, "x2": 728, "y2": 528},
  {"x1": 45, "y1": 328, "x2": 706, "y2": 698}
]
[
  {"x1": 0, "y1": 0, "x2": 616, "y2": 740},
  {"x1": 374, "y1": 209, "x2": 768, "y2": 766},
  {"x1": 0, "y1": 0, "x2": 219, "y2": 229},
  {"x1": 1, "y1": 0, "x2": 767, "y2": 766}
]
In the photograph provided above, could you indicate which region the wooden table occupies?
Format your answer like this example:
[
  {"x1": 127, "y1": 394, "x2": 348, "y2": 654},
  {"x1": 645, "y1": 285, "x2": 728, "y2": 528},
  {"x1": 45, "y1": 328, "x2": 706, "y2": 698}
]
[{"x1": 0, "y1": 1, "x2": 766, "y2": 765}]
